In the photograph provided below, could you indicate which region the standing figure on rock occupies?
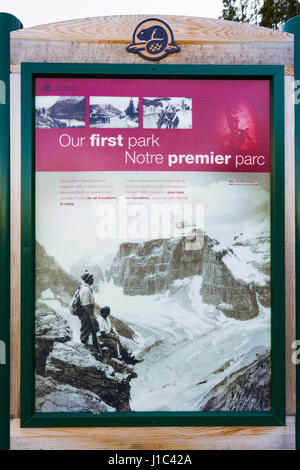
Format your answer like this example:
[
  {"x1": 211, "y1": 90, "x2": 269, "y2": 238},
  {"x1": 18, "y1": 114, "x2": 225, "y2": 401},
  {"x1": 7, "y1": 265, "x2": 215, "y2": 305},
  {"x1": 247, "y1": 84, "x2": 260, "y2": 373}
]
[
  {"x1": 165, "y1": 104, "x2": 179, "y2": 129},
  {"x1": 157, "y1": 108, "x2": 166, "y2": 128},
  {"x1": 74, "y1": 270, "x2": 102, "y2": 357}
]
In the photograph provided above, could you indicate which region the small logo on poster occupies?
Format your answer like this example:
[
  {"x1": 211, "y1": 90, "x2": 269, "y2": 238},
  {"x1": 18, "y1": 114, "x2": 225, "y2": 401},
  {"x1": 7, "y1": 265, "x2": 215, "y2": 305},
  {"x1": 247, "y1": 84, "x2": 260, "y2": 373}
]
[
  {"x1": 43, "y1": 84, "x2": 51, "y2": 92},
  {"x1": 127, "y1": 18, "x2": 180, "y2": 61}
]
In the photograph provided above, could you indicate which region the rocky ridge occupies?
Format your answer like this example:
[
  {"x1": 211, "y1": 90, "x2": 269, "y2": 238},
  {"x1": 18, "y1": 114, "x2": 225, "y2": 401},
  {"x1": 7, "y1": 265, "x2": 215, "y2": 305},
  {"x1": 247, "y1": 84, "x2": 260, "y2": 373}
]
[
  {"x1": 107, "y1": 230, "x2": 270, "y2": 320},
  {"x1": 201, "y1": 353, "x2": 271, "y2": 411},
  {"x1": 36, "y1": 241, "x2": 78, "y2": 304},
  {"x1": 35, "y1": 242, "x2": 137, "y2": 413},
  {"x1": 70, "y1": 255, "x2": 104, "y2": 287},
  {"x1": 48, "y1": 97, "x2": 85, "y2": 121}
]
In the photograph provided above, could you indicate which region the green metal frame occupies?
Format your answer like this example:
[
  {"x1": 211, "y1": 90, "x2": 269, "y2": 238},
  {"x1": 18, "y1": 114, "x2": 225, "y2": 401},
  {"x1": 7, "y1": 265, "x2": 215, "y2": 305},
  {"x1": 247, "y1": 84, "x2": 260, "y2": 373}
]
[
  {"x1": 21, "y1": 62, "x2": 285, "y2": 428},
  {"x1": 283, "y1": 14, "x2": 300, "y2": 451},
  {"x1": 0, "y1": 13, "x2": 22, "y2": 449}
]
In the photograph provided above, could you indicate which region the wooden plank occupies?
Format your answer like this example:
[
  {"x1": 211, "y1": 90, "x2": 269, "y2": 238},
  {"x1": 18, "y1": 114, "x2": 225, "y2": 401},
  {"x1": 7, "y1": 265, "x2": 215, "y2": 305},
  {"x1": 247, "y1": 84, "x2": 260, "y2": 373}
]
[
  {"x1": 10, "y1": 417, "x2": 295, "y2": 450},
  {"x1": 10, "y1": 15, "x2": 294, "y2": 72},
  {"x1": 10, "y1": 15, "x2": 293, "y2": 44},
  {"x1": 10, "y1": 40, "x2": 294, "y2": 73},
  {"x1": 285, "y1": 65, "x2": 295, "y2": 76},
  {"x1": 10, "y1": 73, "x2": 21, "y2": 419},
  {"x1": 285, "y1": 75, "x2": 296, "y2": 416}
]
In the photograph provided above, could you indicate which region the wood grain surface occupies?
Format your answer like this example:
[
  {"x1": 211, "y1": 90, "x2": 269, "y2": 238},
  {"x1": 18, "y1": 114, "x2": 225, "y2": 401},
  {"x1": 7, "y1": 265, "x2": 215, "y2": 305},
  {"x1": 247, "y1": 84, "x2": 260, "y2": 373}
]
[
  {"x1": 10, "y1": 41, "x2": 295, "y2": 75},
  {"x1": 10, "y1": 73, "x2": 21, "y2": 420},
  {"x1": 10, "y1": 15, "x2": 293, "y2": 44},
  {"x1": 10, "y1": 417, "x2": 295, "y2": 450},
  {"x1": 285, "y1": 76, "x2": 296, "y2": 415},
  {"x1": 10, "y1": 15, "x2": 294, "y2": 74}
]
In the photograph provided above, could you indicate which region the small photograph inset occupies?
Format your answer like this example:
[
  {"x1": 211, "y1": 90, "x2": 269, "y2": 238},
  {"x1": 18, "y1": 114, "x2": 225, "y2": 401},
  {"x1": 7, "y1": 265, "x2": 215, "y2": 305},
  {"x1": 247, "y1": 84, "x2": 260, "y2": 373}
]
[
  {"x1": 35, "y1": 96, "x2": 86, "y2": 128},
  {"x1": 89, "y1": 97, "x2": 139, "y2": 128},
  {"x1": 143, "y1": 97, "x2": 192, "y2": 129}
]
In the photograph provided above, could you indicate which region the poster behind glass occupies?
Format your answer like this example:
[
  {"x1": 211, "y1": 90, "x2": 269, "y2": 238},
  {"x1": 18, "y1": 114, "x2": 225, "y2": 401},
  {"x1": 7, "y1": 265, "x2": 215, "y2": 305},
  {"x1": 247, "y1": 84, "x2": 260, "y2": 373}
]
[{"x1": 34, "y1": 77, "x2": 271, "y2": 413}]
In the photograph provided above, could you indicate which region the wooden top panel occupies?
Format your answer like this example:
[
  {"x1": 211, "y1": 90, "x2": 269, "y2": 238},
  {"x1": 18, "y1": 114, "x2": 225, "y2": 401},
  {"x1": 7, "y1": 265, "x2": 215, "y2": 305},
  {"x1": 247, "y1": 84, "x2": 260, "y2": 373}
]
[{"x1": 10, "y1": 15, "x2": 293, "y2": 44}]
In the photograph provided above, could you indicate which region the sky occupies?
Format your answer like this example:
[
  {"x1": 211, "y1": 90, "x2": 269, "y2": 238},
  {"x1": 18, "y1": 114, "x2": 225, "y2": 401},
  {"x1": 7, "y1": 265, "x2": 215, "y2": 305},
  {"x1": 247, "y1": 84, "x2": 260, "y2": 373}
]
[{"x1": 1, "y1": 0, "x2": 223, "y2": 28}]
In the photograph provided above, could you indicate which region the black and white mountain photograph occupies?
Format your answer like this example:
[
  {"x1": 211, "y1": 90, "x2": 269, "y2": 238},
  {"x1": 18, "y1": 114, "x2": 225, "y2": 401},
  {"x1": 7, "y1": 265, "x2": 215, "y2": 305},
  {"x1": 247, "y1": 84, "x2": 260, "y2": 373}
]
[
  {"x1": 35, "y1": 96, "x2": 86, "y2": 128},
  {"x1": 143, "y1": 97, "x2": 192, "y2": 129},
  {"x1": 35, "y1": 171, "x2": 271, "y2": 413},
  {"x1": 89, "y1": 96, "x2": 139, "y2": 128}
]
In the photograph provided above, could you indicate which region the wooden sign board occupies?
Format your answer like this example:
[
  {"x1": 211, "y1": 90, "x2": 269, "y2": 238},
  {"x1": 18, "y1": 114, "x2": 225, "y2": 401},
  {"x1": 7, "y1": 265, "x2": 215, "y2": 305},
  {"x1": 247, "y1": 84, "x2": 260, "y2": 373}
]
[{"x1": 6, "y1": 15, "x2": 296, "y2": 450}]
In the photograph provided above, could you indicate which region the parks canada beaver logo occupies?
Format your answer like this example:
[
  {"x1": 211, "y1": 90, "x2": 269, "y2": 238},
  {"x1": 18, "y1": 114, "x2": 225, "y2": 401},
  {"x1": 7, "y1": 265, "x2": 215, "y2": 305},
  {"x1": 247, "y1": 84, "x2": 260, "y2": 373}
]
[{"x1": 127, "y1": 18, "x2": 180, "y2": 61}]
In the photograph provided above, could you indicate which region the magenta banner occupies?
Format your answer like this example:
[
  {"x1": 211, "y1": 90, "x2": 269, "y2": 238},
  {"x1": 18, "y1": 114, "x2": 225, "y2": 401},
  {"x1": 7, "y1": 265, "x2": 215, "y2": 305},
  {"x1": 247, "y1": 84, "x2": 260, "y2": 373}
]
[{"x1": 35, "y1": 78, "x2": 270, "y2": 173}]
